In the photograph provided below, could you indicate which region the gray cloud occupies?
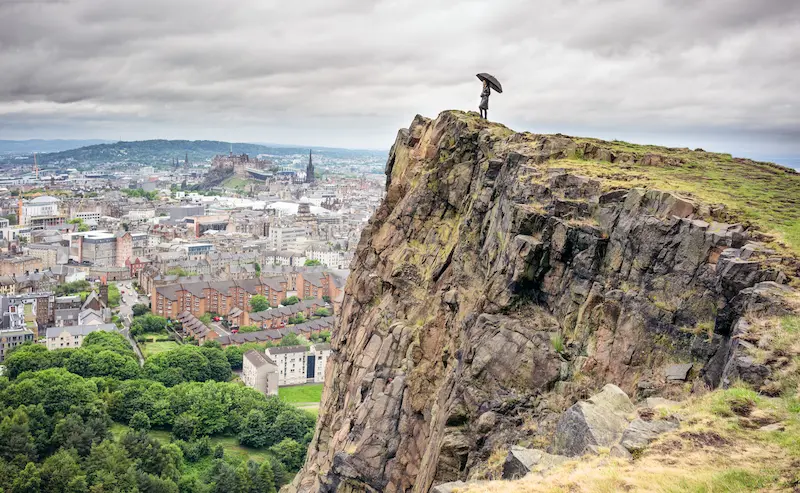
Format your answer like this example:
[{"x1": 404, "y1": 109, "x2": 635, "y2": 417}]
[{"x1": 0, "y1": 0, "x2": 798, "y2": 163}]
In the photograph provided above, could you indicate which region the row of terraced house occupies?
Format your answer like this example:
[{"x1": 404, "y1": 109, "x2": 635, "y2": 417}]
[{"x1": 151, "y1": 271, "x2": 344, "y2": 324}]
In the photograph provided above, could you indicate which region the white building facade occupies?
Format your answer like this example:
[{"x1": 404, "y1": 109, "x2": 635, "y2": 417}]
[
  {"x1": 268, "y1": 227, "x2": 307, "y2": 251},
  {"x1": 21, "y1": 196, "x2": 60, "y2": 226},
  {"x1": 242, "y1": 350, "x2": 279, "y2": 396},
  {"x1": 266, "y1": 343, "x2": 330, "y2": 386}
]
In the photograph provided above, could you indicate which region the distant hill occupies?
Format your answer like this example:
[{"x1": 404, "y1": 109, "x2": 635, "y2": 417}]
[
  {"x1": 0, "y1": 139, "x2": 387, "y2": 167},
  {"x1": 0, "y1": 139, "x2": 113, "y2": 154}
]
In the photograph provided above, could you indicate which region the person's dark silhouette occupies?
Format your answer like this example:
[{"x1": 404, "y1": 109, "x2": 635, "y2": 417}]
[{"x1": 479, "y1": 80, "x2": 490, "y2": 119}]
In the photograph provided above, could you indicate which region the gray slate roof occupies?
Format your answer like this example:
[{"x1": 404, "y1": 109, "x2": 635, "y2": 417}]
[
  {"x1": 45, "y1": 323, "x2": 115, "y2": 338},
  {"x1": 243, "y1": 349, "x2": 276, "y2": 368}
]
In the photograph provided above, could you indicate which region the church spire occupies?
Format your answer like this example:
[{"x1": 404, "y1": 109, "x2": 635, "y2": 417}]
[{"x1": 305, "y1": 149, "x2": 315, "y2": 184}]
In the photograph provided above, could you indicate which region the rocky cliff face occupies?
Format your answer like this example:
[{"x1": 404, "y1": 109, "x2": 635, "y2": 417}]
[{"x1": 288, "y1": 111, "x2": 798, "y2": 493}]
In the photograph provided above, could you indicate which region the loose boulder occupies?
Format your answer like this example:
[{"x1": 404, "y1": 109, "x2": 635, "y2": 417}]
[
  {"x1": 620, "y1": 418, "x2": 678, "y2": 453},
  {"x1": 551, "y1": 384, "x2": 635, "y2": 456},
  {"x1": 665, "y1": 363, "x2": 693, "y2": 381},
  {"x1": 502, "y1": 446, "x2": 569, "y2": 479},
  {"x1": 609, "y1": 443, "x2": 634, "y2": 460}
]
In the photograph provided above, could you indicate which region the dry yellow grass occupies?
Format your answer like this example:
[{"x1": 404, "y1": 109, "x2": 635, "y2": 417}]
[{"x1": 456, "y1": 388, "x2": 800, "y2": 493}]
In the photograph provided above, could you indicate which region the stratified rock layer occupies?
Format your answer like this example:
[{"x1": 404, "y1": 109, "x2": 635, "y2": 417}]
[{"x1": 288, "y1": 111, "x2": 795, "y2": 493}]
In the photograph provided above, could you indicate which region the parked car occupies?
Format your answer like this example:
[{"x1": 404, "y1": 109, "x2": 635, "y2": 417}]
[
  {"x1": 213, "y1": 316, "x2": 220, "y2": 322},
  {"x1": 231, "y1": 328, "x2": 239, "y2": 334}
]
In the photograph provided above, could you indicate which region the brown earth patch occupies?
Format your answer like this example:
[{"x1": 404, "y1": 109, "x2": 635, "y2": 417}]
[{"x1": 678, "y1": 431, "x2": 730, "y2": 448}]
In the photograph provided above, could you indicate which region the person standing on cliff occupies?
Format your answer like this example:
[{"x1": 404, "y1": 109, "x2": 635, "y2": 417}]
[
  {"x1": 476, "y1": 73, "x2": 502, "y2": 119},
  {"x1": 479, "y1": 80, "x2": 490, "y2": 119}
]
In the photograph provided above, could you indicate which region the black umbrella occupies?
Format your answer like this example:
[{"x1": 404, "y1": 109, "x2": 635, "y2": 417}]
[{"x1": 476, "y1": 73, "x2": 503, "y2": 93}]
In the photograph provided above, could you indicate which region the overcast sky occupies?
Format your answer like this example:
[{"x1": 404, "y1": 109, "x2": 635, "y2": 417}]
[{"x1": 1, "y1": 0, "x2": 798, "y2": 165}]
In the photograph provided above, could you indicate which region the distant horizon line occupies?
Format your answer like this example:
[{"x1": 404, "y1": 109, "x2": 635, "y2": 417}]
[{"x1": 0, "y1": 138, "x2": 387, "y2": 153}]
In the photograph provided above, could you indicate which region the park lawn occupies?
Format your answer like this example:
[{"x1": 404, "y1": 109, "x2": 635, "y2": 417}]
[
  {"x1": 279, "y1": 383, "x2": 323, "y2": 404},
  {"x1": 222, "y1": 176, "x2": 259, "y2": 189},
  {"x1": 142, "y1": 341, "x2": 179, "y2": 358},
  {"x1": 294, "y1": 403, "x2": 320, "y2": 418}
]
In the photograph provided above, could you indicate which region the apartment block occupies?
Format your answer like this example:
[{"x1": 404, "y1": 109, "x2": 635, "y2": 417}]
[
  {"x1": 242, "y1": 350, "x2": 279, "y2": 396},
  {"x1": 266, "y1": 343, "x2": 331, "y2": 386}
]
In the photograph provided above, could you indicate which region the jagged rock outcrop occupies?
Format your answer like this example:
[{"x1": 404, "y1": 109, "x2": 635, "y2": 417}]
[{"x1": 288, "y1": 111, "x2": 796, "y2": 493}]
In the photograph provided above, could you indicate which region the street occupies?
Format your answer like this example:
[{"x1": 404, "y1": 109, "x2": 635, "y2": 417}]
[
  {"x1": 210, "y1": 320, "x2": 231, "y2": 336},
  {"x1": 116, "y1": 280, "x2": 144, "y2": 323},
  {"x1": 114, "y1": 280, "x2": 146, "y2": 365}
]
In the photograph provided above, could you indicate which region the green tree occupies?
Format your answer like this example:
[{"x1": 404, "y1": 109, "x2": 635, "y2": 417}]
[
  {"x1": 51, "y1": 412, "x2": 110, "y2": 457},
  {"x1": 84, "y1": 441, "x2": 137, "y2": 492},
  {"x1": 270, "y1": 459, "x2": 289, "y2": 490},
  {"x1": 132, "y1": 303, "x2": 150, "y2": 317},
  {"x1": 39, "y1": 449, "x2": 85, "y2": 493},
  {"x1": 200, "y1": 347, "x2": 233, "y2": 383},
  {"x1": 129, "y1": 411, "x2": 151, "y2": 431},
  {"x1": 270, "y1": 409, "x2": 315, "y2": 444},
  {"x1": 224, "y1": 346, "x2": 244, "y2": 370},
  {"x1": 66, "y1": 349, "x2": 140, "y2": 380},
  {"x1": 313, "y1": 307, "x2": 331, "y2": 317},
  {"x1": 208, "y1": 460, "x2": 236, "y2": 493},
  {"x1": 2, "y1": 368, "x2": 98, "y2": 415},
  {"x1": 288, "y1": 312, "x2": 306, "y2": 325},
  {"x1": 55, "y1": 280, "x2": 92, "y2": 297},
  {"x1": 280, "y1": 295, "x2": 300, "y2": 306},
  {"x1": 106, "y1": 284, "x2": 121, "y2": 307},
  {"x1": 237, "y1": 410, "x2": 271, "y2": 448},
  {"x1": 269, "y1": 438, "x2": 305, "y2": 471},
  {"x1": 130, "y1": 314, "x2": 168, "y2": 336},
  {"x1": 121, "y1": 431, "x2": 182, "y2": 481},
  {"x1": 256, "y1": 460, "x2": 277, "y2": 493},
  {"x1": 172, "y1": 413, "x2": 198, "y2": 441},
  {"x1": 82, "y1": 331, "x2": 136, "y2": 359},
  {"x1": 202, "y1": 339, "x2": 221, "y2": 349},
  {"x1": 309, "y1": 330, "x2": 331, "y2": 343},
  {"x1": 135, "y1": 471, "x2": 179, "y2": 493},
  {"x1": 0, "y1": 409, "x2": 36, "y2": 466},
  {"x1": 279, "y1": 332, "x2": 305, "y2": 347},
  {"x1": 11, "y1": 462, "x2": 41, "y2": 493},
  {"x1": 249, "y1": 295, "x2": 270, "y2": 312},
  {"x1": 238, "y1": 325, "x2": 260, "y2": 333},
  {"x1": 165, "y1": 267, "x2": 190, "y2": 277},
  {"x1": 4, "y1": 344, "x2": 71, "y2": 378},
  {"x1": 303, "y1": 259, "x2": 322, "y2": 266}
]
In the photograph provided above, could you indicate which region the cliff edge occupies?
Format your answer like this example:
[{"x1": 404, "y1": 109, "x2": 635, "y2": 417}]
[{"x1": 289, "y1": 111, "x2": 800, "y2": 492}]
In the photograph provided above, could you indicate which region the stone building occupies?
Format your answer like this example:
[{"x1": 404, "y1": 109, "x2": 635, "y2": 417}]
[
  {"x1": 0, "y1": 255, "x2": 42, "y2": 276},
  {"x1": 0, "y1": 329, "x2": 34, "y2": 362},
  {"x1": 45, "y1": 323, "x2": 115, "y2": 350},
  {"x1": 77, "y1": 232, "x2": 117, "y2": 266},
  {"x1": 25, "y1": 243, "x2": 63, "y2": 269}
]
